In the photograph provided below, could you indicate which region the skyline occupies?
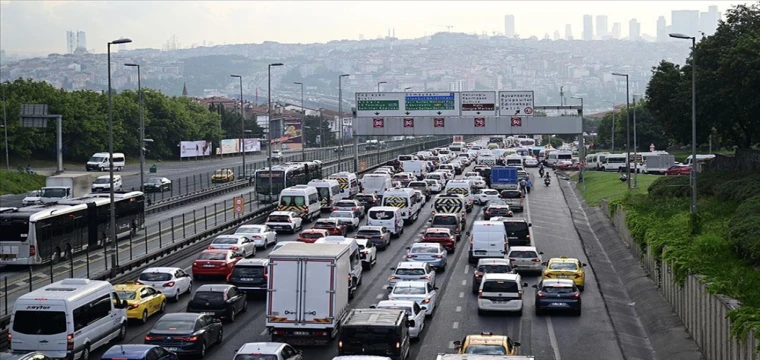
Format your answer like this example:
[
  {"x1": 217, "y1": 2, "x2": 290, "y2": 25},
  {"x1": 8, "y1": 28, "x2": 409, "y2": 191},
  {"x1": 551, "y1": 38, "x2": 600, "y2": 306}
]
[{"x1": 0, "y1": 1, "x2": 745, "y2": 56}]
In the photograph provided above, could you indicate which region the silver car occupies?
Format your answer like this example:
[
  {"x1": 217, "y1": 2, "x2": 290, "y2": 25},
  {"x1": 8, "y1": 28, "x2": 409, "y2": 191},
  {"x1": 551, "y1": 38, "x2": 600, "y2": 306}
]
[
  {"x1": 405, "y1": 243, "x2": 448, "y2": 271},
  {"x1": 333, "y1": 199, "x2": 365, "y2": 219}
]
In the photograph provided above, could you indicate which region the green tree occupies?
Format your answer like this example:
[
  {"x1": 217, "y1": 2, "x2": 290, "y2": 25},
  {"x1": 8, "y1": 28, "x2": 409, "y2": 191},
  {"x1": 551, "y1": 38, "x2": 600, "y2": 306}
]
[{"x1": 304, "y1": 115, "x2": 334, "y2": 146}]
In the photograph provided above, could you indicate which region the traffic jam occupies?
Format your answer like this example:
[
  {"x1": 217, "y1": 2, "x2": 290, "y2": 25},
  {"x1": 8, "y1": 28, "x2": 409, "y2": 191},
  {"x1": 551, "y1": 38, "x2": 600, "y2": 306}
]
[{"x1": 8, "y1": 136, "x2": 589, "y2": 360}]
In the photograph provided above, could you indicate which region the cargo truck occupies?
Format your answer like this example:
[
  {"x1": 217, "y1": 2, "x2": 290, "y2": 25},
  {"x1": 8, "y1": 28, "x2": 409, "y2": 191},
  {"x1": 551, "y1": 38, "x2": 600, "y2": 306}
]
[
  {"x1": 641, "y1": 154, "x2": 675, "y2": 174},
  {"x1": 436, "y1": 355, "x2": 535, "y2": 360},
  {"x1": 38, "y1": 173, "x2": 93, "y2": 204},
  {"x1": 490, "y1": 166, "x2": 518, "y2": 191},
  {"x1": 266, "y1": 242, "x2": 352, "y2": 346}
]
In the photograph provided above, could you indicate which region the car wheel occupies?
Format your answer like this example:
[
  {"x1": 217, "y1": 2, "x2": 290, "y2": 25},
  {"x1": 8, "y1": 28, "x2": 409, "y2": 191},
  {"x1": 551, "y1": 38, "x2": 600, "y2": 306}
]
[
  {"x1": 199, "y1": 342, "x2": 207, "y2": 358},
  {"x1": 159, "y1": 300, "x2": 166, "y2": 313},
  {"x1": 141, "y1": 310, "x2": 149, "y2": 324},
  {"x1": 478, "y1": 309, "x2": 486, "y2": 316},
  {"x1": 117, "y1": 322, "x2": 127, "y2": 341},
  {"x1": 218, "y1": 328, "x2": 224, "y2": 344},
  {"x1": 81, "y1": 346, "x2": 90, "y2": 360},
  {"x1": 575, "y1": 308, "x2": 582, "y2": 316},
  {"x1": 174, "y1": 290, "x2": 181, "y2": 302},
  {"x1": 242, "y1": 301, "x2": 248, "y2": 313},
  {"x1": 578, "y1": 285, "x2": 584, "y2": 292},
  {"x1": 193, "y1": 274, "x2": 201, "y2": 282},
  {"x1": 228, "y1": 309, "x2": 236, "y2": 323}
]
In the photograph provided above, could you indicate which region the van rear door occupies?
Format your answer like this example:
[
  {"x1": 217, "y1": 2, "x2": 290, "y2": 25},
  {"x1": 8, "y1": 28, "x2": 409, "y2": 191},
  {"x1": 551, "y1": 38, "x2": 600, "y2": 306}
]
[
  {"x1": 11, "y1": 301, "x2": 68, "y2": 354},
  {"x1": 473, "y1": 233, "x2": 505, "y2": 258}
]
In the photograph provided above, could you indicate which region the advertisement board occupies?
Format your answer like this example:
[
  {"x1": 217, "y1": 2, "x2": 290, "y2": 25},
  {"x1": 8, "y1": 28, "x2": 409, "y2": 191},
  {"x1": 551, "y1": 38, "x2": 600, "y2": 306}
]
[
  {"x1": 280, "y1": 118, "x2": 303, "y2": 151},
  {"x1": 220, "y1": 139, "x2": 240, "y2": 154},
  {"x1": 243, "y1": 138, "x2": 261, "y2": 152},
  {"x1": 180, "y1": 140, "x2": 213, "y2": 158}
]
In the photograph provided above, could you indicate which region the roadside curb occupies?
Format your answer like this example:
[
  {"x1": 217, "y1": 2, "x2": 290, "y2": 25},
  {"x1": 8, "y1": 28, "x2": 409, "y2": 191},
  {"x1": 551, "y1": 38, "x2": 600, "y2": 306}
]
[{"x1": 557, "y1": 177, "x2": 704, "y2": 360}]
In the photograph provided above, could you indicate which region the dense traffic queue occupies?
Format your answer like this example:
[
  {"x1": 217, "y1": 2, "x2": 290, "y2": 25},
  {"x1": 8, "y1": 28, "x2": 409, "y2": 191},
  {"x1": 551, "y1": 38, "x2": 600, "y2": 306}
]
[{"x1": 7, "y1": 137, "x2": 587, "y2": 360}]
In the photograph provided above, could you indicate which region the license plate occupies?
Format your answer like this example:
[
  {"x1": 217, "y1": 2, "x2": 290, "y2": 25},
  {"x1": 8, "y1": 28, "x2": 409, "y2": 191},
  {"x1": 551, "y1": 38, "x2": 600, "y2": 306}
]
[
  {"x1": 166, "y1": 347, "x2": 178, "y2": 351},
  {"x1": 474, "y1": 251, "x2": 486, "y2": 255},
  {"x1": 203, "y1": 264, "x2": 215, "y2": 268},
  {"x1": 559, "y1": 275, "x2": 573, "y2": 279},
  {"x1": 293, "y1": 331, "x2": 310, "y2": 336},
  {"x1": 550, "y1": 302, "x2": 568, "y2": 307},
  {"x1": 241, "y1": 278, "x2": 254, "y2": 281}
]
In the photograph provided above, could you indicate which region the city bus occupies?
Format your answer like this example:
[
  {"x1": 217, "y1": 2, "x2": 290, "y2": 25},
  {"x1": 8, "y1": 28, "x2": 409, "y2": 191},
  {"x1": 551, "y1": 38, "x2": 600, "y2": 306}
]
[
  {"x1": 0, "y1": 191, "x2": 145, "y2": 265},
  {"x1": 254, "y1": 161, "x2": 323, "y2": 201}
]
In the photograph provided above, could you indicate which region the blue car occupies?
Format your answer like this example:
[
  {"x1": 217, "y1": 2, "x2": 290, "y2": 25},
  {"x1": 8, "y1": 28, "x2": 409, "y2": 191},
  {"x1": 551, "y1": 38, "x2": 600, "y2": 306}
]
[
  {"x1": 101, "y1": 345, "x2": 177, "y2": 360},
  {"x1": 405, "y1": 242, "x2": 448, "y2": 271}
]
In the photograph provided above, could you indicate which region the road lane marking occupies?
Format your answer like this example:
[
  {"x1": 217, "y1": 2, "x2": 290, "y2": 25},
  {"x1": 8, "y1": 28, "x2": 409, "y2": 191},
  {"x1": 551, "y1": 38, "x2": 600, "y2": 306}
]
[
  {"x1": 546, "y1": 317, "x2": 562, "y2": 360},
  {"x1": 448, "y1": 341, "x2": 456, "y2": 349},
  {"x1": 452, "y1": 322, "x2": 459, "y2": 329},
  {"x1": 461, "y1": 280, "x2": 467, "y2": 286},
  {"x1": 459, "y1": 292, "x2": 464, "y2": 298},
  {"x1": 464, "y1": 266, "x2": 469, "y2": 274},
  {"x1": 456, "y1": 306, "x2": 462, "y2": 312},
  {"x1": 376, "y1": 293, "x2": 384, "y2": 299},
  {"x1": 260, "y1": 328, "x2": 269, "y2": 336}
]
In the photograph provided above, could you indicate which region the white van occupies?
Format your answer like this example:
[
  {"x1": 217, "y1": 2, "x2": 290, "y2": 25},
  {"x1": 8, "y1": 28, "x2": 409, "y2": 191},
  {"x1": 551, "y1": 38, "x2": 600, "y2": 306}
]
[
  {"x1": 467, "y1": 221, "x2": 508, "y2": 264},
  {"x1": 381, "y1": 188, "x2": 423, "y2": 224},
  {"x1": 10, "y1": 278, "x2": 129, "y2": 360},
  {"x1": 601, "y1": 154, "x2": 631, "y2": 172},
  {"x1": 277, "y1": 185, "x2": 321, "y2": 221},
  {"x1": 401, "y1": 160, "x2": 428, "y2": 180},
  {"x1": 444, "y1": 179, "x2": 475, "y2": 212},
  {"x1": 367, "y1": 206, "x2": 404, "y2": 238},
  {"x1": 91, "y1": 175, "x2": 123, "y2": 192},
  {"x1": 86, "y1": 152, "x2": 126, "y2": 171},
  {"x1": 308, "y1": 179, "x2": 345, "y2": 210},
  {"x1": 585, "y1": 153, "x2": 610, "y2": 170},
  {"x1": 546, "y1": 151, "x2": 572, "y2": 167},
  {"x1": 504, "y1": 154, "x2": 524, "y2": 167},
  {"x1": 315, "y1": 236, "x2": 364, "y2": 293},
  {"x1": 329, "y1": 172, "x2": 360, "y2": 198},
  {"x1": 361, "y1": 173, "x2": 393, "y2": 196}
]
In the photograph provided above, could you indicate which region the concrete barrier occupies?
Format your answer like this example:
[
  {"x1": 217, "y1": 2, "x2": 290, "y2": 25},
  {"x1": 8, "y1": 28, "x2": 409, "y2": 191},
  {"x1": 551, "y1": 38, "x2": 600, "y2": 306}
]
[{"x1": 602, "y1": 199, "x2": 760, "y2": 360}]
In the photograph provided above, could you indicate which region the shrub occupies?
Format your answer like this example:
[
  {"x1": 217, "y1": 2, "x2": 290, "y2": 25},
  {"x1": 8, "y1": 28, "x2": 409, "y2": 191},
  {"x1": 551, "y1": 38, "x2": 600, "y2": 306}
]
[
  {"x1": 648, "y1": 176, "x2": 690, "y2": 198},
  {"x1": 715, "y1": 174, "x2": 760, "y2": 202},
  {"x1": 728, "y1": 195, "x2": 760, "y2": 264}
]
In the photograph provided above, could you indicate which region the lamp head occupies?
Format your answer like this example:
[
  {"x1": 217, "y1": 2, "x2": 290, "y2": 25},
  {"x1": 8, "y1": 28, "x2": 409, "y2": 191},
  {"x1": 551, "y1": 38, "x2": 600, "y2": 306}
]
[
  {"x1": 270, "y1": 63, "x2": 284, "y2": 67},
  {"x1": 669, "y1": 33, "x2": 693, "y2": 40},
  {"x1": 110, "y1": 38, "x2": 132, "y2": 45},
  {"x1": 230, "y1": 74, "x2": 241, "y2": 78},
  {"x1": 124, "y1": 63, "x2": 138, "y2": 67},
  {"x1": 612, "y1": 72, "x2": 628, "y2": 77}
]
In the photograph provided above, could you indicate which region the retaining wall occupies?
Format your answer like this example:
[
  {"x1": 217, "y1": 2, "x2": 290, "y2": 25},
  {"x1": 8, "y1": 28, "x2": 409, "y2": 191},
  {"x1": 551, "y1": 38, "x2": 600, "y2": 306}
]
[{"x1": 601, "y1": 200, "x2": 760, "y2": 360}]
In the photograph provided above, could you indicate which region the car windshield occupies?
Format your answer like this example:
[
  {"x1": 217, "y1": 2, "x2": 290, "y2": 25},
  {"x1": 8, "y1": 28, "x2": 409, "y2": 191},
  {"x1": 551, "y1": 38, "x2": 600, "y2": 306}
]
[
  {"x1": 94, "y1": 178, "x2": 112, "y2": 184},
  {"x1": 89, "y1": 156, "x2": 106, "y2": 162},
  {"x1": 212, "y1": 238, "x2": 239, "y2": 245},
  {"x1": 505, "y1": 222, "x2": 529, "y2": 234},
  {"x1": 231, "y1": 266, "x2": 265, "y2": 277},
  {"x1": 393, "y1": 286, "x2": 426, "y2": 295},
  {"x1": 315, "y1": 220, "x2": 337, "y2": 226},
  {"x1": 482, "y1": 281, "x2": 519, "y2": 292},
  {"x1": 411, "y1": 247, "x2": 438, "y2": 254},
  {"x1": 465, "y1": 345, "x2": 507, "y2": 355},
  {"x1": 148, "y1": 177, "x2": 163, "y2": 183},
  {"x1": 378, "y1": 305, "x2": 413, "y2": 316},
  {"x1": 336, "y1": 202, "x2": 355, "y2": 207},
  {"x1": 409, "y1": 182, "x2": 426, "y2": 187},
  {"x1": 115, "y1": 290, "x2": 137, "y2": 300},
  {"x1": 488, "y1": 200, "x2": 508, "y2": 206},
  {"x1": 194, "y1": 291, "x2": 224, "y2": 301},
  {"x1": 355, "y1": 195, "x2": 375, "y2": 202},
  {"x1": 12, "y1": 311, "x2": 67, "y2": 335},
  {"x1": 197, "y1": 252, "x2": 227, "y2": 261},
  {"x1": 501, "y1": 191, "x2": 522, "y2": 199},
  {"x1": 543, "y1": 286, "x2": 576, "y2": 294},
  {"x1": 331, "y1": 212, "x2": 352, "y2": 218},
  {"x1": 483, "y1": 190, "x2": 498, "y2": 195},
  {"x1": 301, "y1": 232, "x2": 324, "y2": 238},
  {"x1": 396, "y1": 268, "x2": 425, "y2": 276},
  {"x1": 280, "y1": 196, "x2": 305, "y2": 206},
  {"x1": 214, "y1": 170, "x2": 227, "y2": 176},
  {"x1": 477, "y1": 264, "x2": 512, "y2": 273},
  {"x1": 268, "y1": 215, "x2": 291, "y2": 222},
  {"x1": 424, "y1": 180, "x2": 438, "y2": 186},
  {"x1": 369, "y1": 210, "x2": 396, "y2": 220},
  {"x1": 357, "y1": 230, "x2": 381, "y2": 237},
  {"x1": 139, "y1": 272, "x2": 172, "y2": 282},
  {"x1": 549, "y1": 262, "x2": 579, "y2": 271},
  {"x1": 432, "y1": 216, "x2": 457, "y2": 225},
  {"x1": 424, "y1": 232, "x2": 449, "y2": 238},
  {"x1": 509, "y1": 250, "x2": 538, "y2": 258},
  {"x1": 236, "y1": 227, "x2": 261, "y2": 234},
  {"x1": 153, "y1": 319, "x2": 195, "y2": 331}
]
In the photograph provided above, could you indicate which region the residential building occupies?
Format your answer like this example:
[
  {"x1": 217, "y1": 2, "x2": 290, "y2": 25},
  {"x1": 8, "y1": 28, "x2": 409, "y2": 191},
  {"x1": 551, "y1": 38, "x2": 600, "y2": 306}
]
[{"x1": 564, "y1": 24, "x2": 573, "y2": 40}]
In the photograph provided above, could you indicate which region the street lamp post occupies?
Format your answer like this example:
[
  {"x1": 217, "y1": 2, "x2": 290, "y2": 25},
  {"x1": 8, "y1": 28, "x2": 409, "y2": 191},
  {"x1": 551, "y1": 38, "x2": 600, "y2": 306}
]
[
  {"x1": 107, "y1": 37, "x2": 132, "y2": 272},
  {"x1": 230, "y1": 75, "x2": 245, "y2": 175},
  {"x1": 124, "y1": 63, "x2": 144, "y2": 192},
  {"x1": 268, "y1": 63, "x2": 284, "y2": 201},
  {"x1": 572, "y1": 96, "x2": 585, "y2": 191},
  {"x1": 612, "y1": 72, "x2": 631, "y2": 189},
  {"x1": 605, "y1": 100, "x2": 615, "y2": 151},
  {"x1": 377, "y1": 81, "x2": 386, "y2": 92},
  {"x1": 338, "y1": 74, "x2": 349, "y2": 171},
  {"x1": 632, "y1": 94, "x2": 640, "y2": 188},
  {"x1": 2, "y1": 82, "x2": 8, "y2": 170},
  {"x1": 294, "y1": 82, "x2": 305, "y2": 161},
  {"x1": 670, "y1": 33, "x2": 698, "y2": 217}
]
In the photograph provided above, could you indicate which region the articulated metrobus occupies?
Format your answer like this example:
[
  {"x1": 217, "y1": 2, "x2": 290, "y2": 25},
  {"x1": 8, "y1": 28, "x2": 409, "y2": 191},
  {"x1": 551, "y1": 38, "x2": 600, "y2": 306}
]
[
  {"x1": 0, "y1": 191, "x2": 145, "y2": 265},
  {"x1": 254, "y1": 161, "x2": 323, "y2": 201}
]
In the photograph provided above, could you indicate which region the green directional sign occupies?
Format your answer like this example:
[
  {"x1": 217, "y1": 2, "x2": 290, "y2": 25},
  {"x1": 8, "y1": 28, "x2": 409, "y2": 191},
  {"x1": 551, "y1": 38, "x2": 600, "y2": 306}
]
[
  {"x1": 356, "y1": 92, "x2": 406, "y2": 116},
  {"x1": 357, "y1": 100, "x2": 399, "y2": 111}
]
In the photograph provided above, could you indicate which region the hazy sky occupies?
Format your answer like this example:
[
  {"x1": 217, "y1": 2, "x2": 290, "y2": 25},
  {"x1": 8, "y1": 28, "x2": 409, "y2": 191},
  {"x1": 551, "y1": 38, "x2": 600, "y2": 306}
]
[{"x1": 0, "y1": 1, "x2": 745, "y2": 55}]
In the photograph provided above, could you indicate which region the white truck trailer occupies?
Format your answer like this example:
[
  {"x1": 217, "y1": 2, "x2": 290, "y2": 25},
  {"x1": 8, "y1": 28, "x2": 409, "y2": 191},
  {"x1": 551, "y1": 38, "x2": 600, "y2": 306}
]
[
  {"x1": 266, "y1": 242, "x2": 352, "y2": 346},
  {"x1": 436, "y1": 355, "x2": 535, "y2": 360},
  {"x1": 38, "y1": 173, "x2": 93, "y2": 204}
]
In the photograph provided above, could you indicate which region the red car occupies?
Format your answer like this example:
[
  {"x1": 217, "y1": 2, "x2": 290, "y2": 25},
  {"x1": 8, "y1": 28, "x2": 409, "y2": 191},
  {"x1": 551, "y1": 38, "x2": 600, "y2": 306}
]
[
  {"x1": 192, "y1": 249, "x2": 243, "y2": 280},
  {"x1": 421, "y1": 228, "x2": 456, "y2": 253},
  {"x1": 312, "y1": 218, "x2": 347, "y2": 236},
  {"x1": 666, "y1": 165, "x2": 691, "y2": 176},
  {"x1": 298, "y1": 229, "x2": 329, "y2": 243},
  {"x1": 557, "y1": 161, "x2": 580, "y2": 171}
]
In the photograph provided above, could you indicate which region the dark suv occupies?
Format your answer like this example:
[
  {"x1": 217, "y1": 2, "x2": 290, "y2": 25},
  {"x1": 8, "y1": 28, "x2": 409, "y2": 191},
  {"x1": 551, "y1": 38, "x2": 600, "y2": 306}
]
[
  {"x1": 502, "y1": 219, "x2": 532, "y2": 246},
  {"x1": 355, "y1": 193, "x2": 381, "y2": 210},
  {"x1": 429, "y1": 213, "x2": 465, "y2": 241},
  {"x1": 227, "y1": 258, "x2": 270, "y2": 295}
]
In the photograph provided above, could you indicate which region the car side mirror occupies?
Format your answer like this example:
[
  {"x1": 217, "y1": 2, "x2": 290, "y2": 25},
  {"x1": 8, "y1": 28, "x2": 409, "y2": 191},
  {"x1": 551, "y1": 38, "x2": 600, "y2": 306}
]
[
  {"x1": 514, "y1": 341, "x2": 521, "y2": 347},
  {"x1": 119, "y1": 299, "x2": 128, "y2": 308},
  {"x1": 501, "y1": 251, "x2": 508, "y2": 254},
  {"x1": 406, "y1": 320, "x2": 416, "y2": 327},
  {"x1": 541, "y1": 262, "x2": 547, "y2": 266},
  {"x1": 390, "y1": 267, "x2": 396, "y2": 271},
  {"x1": 434, "y1": 286, "x2": 439, "y2": 290},
  {"x1": 453, "y1": 340, "x2": 462, "y2": 348},
  {"x1": 582, "y1": 263, "x2": 587, "y2": 267},
  {"x1": 369, "y1": 305, "x2": 377, "y2": 309},
  {"x1": 539, "y1": 251, "x2": 544, "y2": 255},
  {"x1": 529, "y1": 223, "x2": 532, "y2": 227},
  {"x1": 406, "y1": 247, "x2": 410, "y2": 250}
]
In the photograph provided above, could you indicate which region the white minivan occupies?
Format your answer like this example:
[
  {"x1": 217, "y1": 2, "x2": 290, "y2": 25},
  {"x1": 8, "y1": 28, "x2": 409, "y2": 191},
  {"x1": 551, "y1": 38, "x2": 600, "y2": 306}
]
[
  {"x1": 367, "y1": 206, "x2": 405, "y2": 238},
  {"x1": 361, "y1": 173, "x2": 393, "y2": 196},
  {"x1": 10, "y1": 278, "x2": 129, "y2": 360},
  {"x1": 86, "y1": 152, "x2": 126, "y2": 171},
  {"x1": 91, "y1": 175, "x2": 123, "y2": 192},
  {"x1": 467, "y1": 221, "x2": 508, "y2": 264},
  {"x1": 308, "y1": 179, "x2": 345, "y2": 210},
  {"x1": 277, "y1": 185, "x2": 321, "y2": 221}
]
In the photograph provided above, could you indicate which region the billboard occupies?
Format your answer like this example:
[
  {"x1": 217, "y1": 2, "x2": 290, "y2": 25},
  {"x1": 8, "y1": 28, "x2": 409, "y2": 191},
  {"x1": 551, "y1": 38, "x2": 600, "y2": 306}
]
[
  {"x1": 243, "y1": 138, "x2": 261, "y2": 152},
  {"x1": 180, "y1": 140, "x2": 212, "y2": 158},
  {"x1": 280, "y1": 118, "x2": 303, "y2": 151},
  {"x1": 220, "y1": 139, "x2": 240, "y2": 154}
]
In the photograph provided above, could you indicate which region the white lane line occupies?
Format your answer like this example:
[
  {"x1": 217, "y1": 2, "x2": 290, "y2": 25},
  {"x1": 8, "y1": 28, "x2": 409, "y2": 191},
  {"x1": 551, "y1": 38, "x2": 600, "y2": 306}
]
[
  {"x1": 376, "y1": 293, "x2": 384, "y2": 299},
  {"x1": 448, "y1": 341, "x2": 456, "y2": 349},
  {"x1": 452, "y1": 322, "x2": 459, "y2": 329},
  {"x1": 259, "y1": 328, "x2": 269, "y2": 336},
  {"x1": 459, "y1": 292, "x2": 464, "y2": 298},
  {"x1": 546, "y1": 316, "x2": 562, "y2": 360},
  {"x1": 461, "y1": 280, "x2": 467, "y2": 286},
  {"x1": 456, "y1": 306, "x2": 462, "y2": 312},
  {"x1": 464, "y1": 266, "x2": 469, "y2": 274}
]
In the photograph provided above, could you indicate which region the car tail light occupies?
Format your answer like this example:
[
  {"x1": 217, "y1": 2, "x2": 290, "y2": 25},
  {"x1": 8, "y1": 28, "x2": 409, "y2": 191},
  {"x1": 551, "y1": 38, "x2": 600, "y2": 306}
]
[
  {"x1": 352, "y1": 207, "x2": 359, "y2": 210},
  {"x1": 390, "y1": 276, "x2": 398, "y2": 280},
  {"x1": 571, "y1": 292, "x2": 581, "y2": 299},
  {"x1": 517, "y1": 290, "x2": 523, "y2": 300},
  {"x1": 230, "y1": 246, "x2": 239, "y2": 251},
  {"x1": 531, "y1": 258, "x2": 541, "y2": 262},
  {"x1": 135, "y1": 281, "x2": 143, "y2": 285},
  {"x1": 193, "y1": 262, "x2": 199, "y2": 267},
  {"x1": 423, "y1": 275, "x2": 431, "y2": 280},
  {"x1": 208, "y1": 246, "x2": 215, "y2": 249},
  {"x1": 66, "y1": 333, "x2": 74, "y2": 350},
  {"x1": 29, "y1": 245, "x2": 36, "y2": 256},
  {"x1": 474, "y1": 272, "x2": 482, "y2": 278},
  {"x1": 537, "y1": 291, "x2": 546, "y2": 298},
  {"x1": 421, "y1": 298, "x2": 431, "y2": 304},
  {"x1": 433, "y1": 255, "x2": 443, "y2": 258},
  {"x1": 185, "y1": 336, "x2": 199, "y2": 342},
  {"x1": 128, "y1": 303, "x2": 139, "y2": 310},
  {"x1": 478, "y1": 290, "x2": 483, "y2": 299},
  {"x1": 220, "y1": 263, "x2": 227, "y2": 268},
  {"x1": 509, "y1": 258, "x2": 516, "y2": 261},
  {"x1": 285, "y1": 218, "x2": 292, "y2": 223},
  {"x1": 575, "y1": 274, "x2": 582, "y2": 278},
  {"x1": 406, "y1": 255, "x2": 417, "y2": 258},
  {"x1": 484, "y1": 211, "x2": 491, "y2": 215},
  {"x1": 332, "y1": 207, "x2": 338, "y2": 211}
]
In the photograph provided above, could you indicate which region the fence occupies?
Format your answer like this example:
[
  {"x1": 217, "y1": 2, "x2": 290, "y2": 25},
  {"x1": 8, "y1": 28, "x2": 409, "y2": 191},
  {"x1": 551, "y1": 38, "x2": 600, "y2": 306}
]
[{"x1": 603, "y1": 200, "x2": 760, "y2": 360}]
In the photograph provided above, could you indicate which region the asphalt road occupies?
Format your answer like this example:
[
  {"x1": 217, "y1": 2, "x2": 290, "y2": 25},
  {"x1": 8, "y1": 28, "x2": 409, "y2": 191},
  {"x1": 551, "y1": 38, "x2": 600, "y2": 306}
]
[{"x1": 81, "y1": 160, "x2": 626, "y2": 360}]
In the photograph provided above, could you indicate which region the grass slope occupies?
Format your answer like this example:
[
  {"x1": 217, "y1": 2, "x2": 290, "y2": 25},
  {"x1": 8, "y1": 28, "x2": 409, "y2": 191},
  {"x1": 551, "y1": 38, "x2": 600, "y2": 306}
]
[{"x1": 0, "y1": 170, "x2": 47, "y2": 195}]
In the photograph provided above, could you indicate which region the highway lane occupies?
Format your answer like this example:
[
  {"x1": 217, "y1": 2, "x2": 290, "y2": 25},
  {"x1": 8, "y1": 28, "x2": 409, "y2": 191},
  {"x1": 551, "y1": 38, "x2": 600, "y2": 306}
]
[{"x1": 83, "y1": 161, "x2": 627, "y2": 360}]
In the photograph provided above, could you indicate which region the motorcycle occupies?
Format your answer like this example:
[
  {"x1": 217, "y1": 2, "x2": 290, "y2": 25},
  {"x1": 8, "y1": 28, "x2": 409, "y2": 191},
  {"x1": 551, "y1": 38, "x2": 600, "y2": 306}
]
[
  {"x1": 544, "y1": 178, "x2": 551, "y2": 187},
  {"x1": 538, "y1": 168, "x2": 545, "y2": 177}
]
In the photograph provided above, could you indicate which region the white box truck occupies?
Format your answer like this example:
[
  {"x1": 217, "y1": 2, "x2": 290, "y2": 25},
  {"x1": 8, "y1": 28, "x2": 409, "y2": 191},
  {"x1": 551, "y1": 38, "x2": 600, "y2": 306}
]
[
  {"x1": 38, "y1": 173, "x2": 93, "y2": 204},
  {"x1": 436, "y1": 356, "x2": 534, "y2": 360},
  {"x1": 266, "y1": 242, "x2": 352, "y2": 346}
]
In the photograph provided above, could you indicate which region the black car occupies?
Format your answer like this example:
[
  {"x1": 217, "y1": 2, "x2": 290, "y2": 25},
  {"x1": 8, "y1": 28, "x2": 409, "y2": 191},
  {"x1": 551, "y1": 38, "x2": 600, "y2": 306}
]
[
  {"x1": 355, "y1": 193, "x2": 381, "y2": 210},
  {"x1": 186, "y1": 284, "x2": 247, "y2": 323},
  {"x1": 227, "y1": 259, "x2": 269, "y2": 295},
  {"x1": 145, "y1": 313, "x2": 223, "y2": 357},
  {"x1": 143, "y1": 177, "x2": 172, "y2": 193},
  {"x1": 483, "y1": 203, "x2": 513, "y2": 220},
  {"x1": 534, "y1": 279, "x2": 582, "y2": 315},
  {"x1": 502, "y1": 219, "x2": 532, "y2": 246}
]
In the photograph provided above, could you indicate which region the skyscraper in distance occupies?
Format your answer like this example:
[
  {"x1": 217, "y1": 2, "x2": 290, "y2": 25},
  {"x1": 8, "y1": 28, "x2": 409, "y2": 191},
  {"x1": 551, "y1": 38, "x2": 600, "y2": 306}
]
[
  {"x1": 504, "y1": 15, "x2": 516, "y2": 38},
  {"x1": 66, "y1": 31, "x2": 76, "y2": 54},
  {"x1": 656, "y1": 16, "x2": 668, "y2": 42},
  {"x1": 596, "y1": 15, "x2": 608, "y2": 39},
  {"x1": 583, "y1": 15, "x2": 593, "y2": 41},
  {"x1": 565, "y1": 24, "x2": 573, "y2": 40},
  {"x1": 699, "y1": 5, "x2": 721, "y2": 36},
  {"x1": 611, "y1": 23, "x2": 621, "y2": 39},
  {"x1": 671, "y1": 10, "x2": 700, "y2": 37},
  {"x1": 76, "y1": 31, "x2": 86, "y2": 51},
  {"x1": 553, "y1": 30, "x2": 561, "y2": 40},
  {"x1": 628, "y1": 18, "x2": 641, "y2": 41}
]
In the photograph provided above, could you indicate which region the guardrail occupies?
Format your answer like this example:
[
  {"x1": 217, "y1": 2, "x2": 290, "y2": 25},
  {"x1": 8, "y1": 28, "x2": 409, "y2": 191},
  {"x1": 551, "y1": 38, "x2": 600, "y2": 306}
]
[{"x1": 0, "y1": 136, "x2": 457, "y2": 345}]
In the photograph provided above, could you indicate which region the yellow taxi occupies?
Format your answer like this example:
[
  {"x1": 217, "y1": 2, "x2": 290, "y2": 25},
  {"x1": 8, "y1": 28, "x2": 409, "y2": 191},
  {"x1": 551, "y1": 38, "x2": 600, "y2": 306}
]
[
  {"x1": 453, "y1": 332, "x2": 520, "y2": 355},
  {"x1": 211, "y1": 168, "x2": 235, "y2": 183},
  {"x1": 114, "y1": 282, "x2": 167, "y2": 323},
  {"x1": 542, "y1": 256, "x2": 587, "y2": 290}
]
